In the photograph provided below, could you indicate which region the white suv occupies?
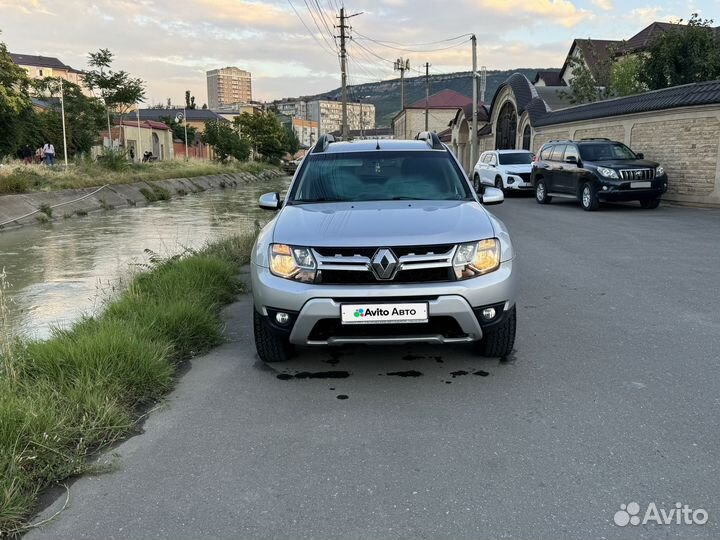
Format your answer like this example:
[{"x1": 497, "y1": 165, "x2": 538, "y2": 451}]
[{"x1": 473, "y1": 150, "x2": 534, "y2": 193}]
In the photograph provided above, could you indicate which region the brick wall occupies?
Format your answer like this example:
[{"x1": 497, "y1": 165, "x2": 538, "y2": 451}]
[{"x1": 630, "y1": 117, "x2": 720, "y2": 197}]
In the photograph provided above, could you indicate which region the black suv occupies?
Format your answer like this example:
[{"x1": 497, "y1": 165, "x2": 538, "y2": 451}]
[{"x1": 531, "y1": 138, "x2": 668, "y2": 211}]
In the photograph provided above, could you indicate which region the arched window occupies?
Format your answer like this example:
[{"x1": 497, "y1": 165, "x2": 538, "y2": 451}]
[
  {"x1": 522, "y1": 125, "x2": 531, "y2": 150},
  {"x1": 495, "y1": 101, "x2": 517, "y2": 150}
]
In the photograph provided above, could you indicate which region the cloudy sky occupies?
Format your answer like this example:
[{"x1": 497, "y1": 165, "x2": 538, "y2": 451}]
[{"x1": 0, "y1": 0, "x2": 705, "y2": 105}]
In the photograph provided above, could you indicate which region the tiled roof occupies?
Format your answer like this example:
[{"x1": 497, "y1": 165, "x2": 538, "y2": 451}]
[
  {"x1": 407, "y1": 89, "x2": 473, "y2": 109},
  {"x1": 533, "y1": 79, "x2": 720, "y2": 127},
  {"x1": 532, "y1": 70, "x2": 564, "y2": 86},
  {"x1": 560, "y1": 39, "x2": 621, "y2": 83},
  {"x1": 138, "y1": 108, "x2": 228, "y2": 122},
  {"x1": 116, "y1": 119, "x2": 171, "y2": 130},
  {"x1": 624, "y1": 22, "x2": 682, "y2": 52},
  {"x1": 10, "y1": 53, "x2": 76, "y2": 70}
]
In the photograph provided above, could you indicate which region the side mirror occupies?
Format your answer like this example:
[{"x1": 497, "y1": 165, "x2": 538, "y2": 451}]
[
  {"x1": 259, "y1": 192, "x2": 281, "y2": 210},
  {"x1": 636, "y1": 152, "x2": 644, "y2": 159},
  {"x1": 565, "y1": 155, "x2": 577, "y2": 164},
  {"x1": 481, "y1": 186, "x2": 504, "y2": 206}
]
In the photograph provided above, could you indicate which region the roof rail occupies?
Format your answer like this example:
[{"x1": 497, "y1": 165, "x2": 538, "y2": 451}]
[
  {"x1": 312, "y1": 133, "x2": 335, "y2": 153},
  {"x1": 580, "y1": 137, "x2": 611, "y2": 141},
  {"x1": 415, "y1": 131, "x2": 444, "y2": 150}
]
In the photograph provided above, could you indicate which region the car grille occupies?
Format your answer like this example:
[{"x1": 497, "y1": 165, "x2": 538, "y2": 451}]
[
  {"x1": 516, "y1": 172, "x2": 531, "y2": 182},
  {"x1": 308, "y1": 316, "x2": 466, "y2": 341},
  {"x1": 313, "y1": 244, "x2": 456, "y2": 285},
  {"x1": 619, "y1": 168, "x2": 655, "y2": 180}
]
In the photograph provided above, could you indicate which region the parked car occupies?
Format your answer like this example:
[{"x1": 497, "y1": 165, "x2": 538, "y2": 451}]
[
  {"x1": 532, "y1": 138, "x2": 668, "y2": 211},
  {"x1": 472, "y1": 150, "x2": 534, "y2": 193},
  {"x1": 282, "y1": 158, "x2": 301, "y2": 174},
  {"x1": 251, "y1": 132, "x2": 517, "y2": 362}
]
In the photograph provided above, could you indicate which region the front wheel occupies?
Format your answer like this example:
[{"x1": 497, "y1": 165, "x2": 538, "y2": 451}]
[
  {"x1": 253, "y1": 309, "x2": 294, "y2": 363},
  {"x1": 580, "y1": 182, "x2": 600, "y2": 211},
  {"x1": 535, "y1": 179, "x2": 551, "y2": 204},
  {"x1": 473, "y1": 174, "x2": 481, "y2": 192},
  {"x1": 495, "y1": 177, "x2": 505, "y2": 194},
  {"x1": 640, "y1": 198, "x2": 661, "y2": 209},
  {"x1": 477, "y1": 306, "x2": 516, "y2": 358}
]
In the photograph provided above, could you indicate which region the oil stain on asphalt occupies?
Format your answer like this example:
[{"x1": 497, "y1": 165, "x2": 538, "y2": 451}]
[{"x1": 276, "y1": 371, "x2": 351, "y2": 380}]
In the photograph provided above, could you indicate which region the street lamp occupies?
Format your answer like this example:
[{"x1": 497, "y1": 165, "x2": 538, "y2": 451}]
[{"x1": 175, "y1": 110, "x2": 188, "y2": 160}]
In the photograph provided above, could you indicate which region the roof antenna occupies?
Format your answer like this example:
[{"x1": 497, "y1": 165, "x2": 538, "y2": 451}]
[{"x1": 375, "y1": 138, "x2": 380, "y2": 150}]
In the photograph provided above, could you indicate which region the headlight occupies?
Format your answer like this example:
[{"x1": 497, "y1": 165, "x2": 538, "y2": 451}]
[
  {"x1": 656, "y1": 165, "x2": 665, "y2": 176},
  {"x1": 597, "y1": 167, "x2": 619, "y2": 179},
  {"x1": 453, "y1": 239, "x2": 501, "y2": 279},
  {"x1": 269, "y1": 244, "x2": 316, "y2": 283}
]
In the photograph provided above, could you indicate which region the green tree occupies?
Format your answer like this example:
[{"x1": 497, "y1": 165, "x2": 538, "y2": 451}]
[
  {"x1": 640, "y1": 14, "x2": 720, "y2": 90},
  {"x1": 609, "y1": 55, "x2": 647, "y2": 97},
  {"x1": 31, "y1": 78, "x2": 107, "y2": 156},
  {"x1": 201, "y1": 120, "x2": 250, "y2": 162},
  {"x1": 284, "y1": 125, "x2": 300, "y2": 155},
  {"x1": 84, "y1": 48, "x2": 146, "y2": 144},
  {"x1": 185, "y1": 90, "x2": 196, "y2": 110},
  {"x1": 560, "y1": 53, "x2": 612, "y2": 104},
  {"x1": 158, "y1": 114, "x2": 198, "y2": 146},
  {"x1": 234, "y1": 111, "x2": 287, "y2": 163},
  {"x1": 0, "y1": 37, "x2": 33, "y2": 158}
]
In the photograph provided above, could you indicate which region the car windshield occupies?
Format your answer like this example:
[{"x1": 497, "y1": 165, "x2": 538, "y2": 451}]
[
  {"x1": 289, "y1": 151, "x2": 473, "y2": 203},
  {"x1": 498, "y1": 152, "x2": 533, "y2": 165},
  {"x1": 579, "y1": 143, "x2": 637, "y2": 161}
]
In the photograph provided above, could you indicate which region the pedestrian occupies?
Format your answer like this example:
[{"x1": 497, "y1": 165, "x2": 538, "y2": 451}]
[
  {"x1": 42, "y1": 142, "x2": 55, "y2": 166},
  {"x1": 22, "y1": 144, "x2": 33, "y2": 164},
  {"x1": 35, "y1": 147, "x2": 43, "y2": 164},
  {"x1": 129, "y1": 147, "x2": 135, "y2": 162}
]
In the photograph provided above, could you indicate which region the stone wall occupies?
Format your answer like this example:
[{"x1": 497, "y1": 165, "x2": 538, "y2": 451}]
[{"x1": 0, "y1": 169, "x2": 284, "y2": 232}]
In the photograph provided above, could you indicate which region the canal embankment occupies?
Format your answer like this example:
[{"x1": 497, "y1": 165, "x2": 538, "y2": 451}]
[
  {"x1": 0, "y1": 233, "x2": 256, "y2": 535},
  {"x1": 0, "y1": 167, "x2": 283, "y2": 231}
]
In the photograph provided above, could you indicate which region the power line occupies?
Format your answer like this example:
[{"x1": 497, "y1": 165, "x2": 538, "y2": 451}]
[
  {"x1": 286, "y1": 0, "x2": 338, "y2": 58},
  {"x1": 354, "y1": 30, "x2": 472, "y2": 53},
  {"x1": 355, "y1": 32, "x2": 474, "y2": 47},
  {"x1": 302, "y1": 0, "x2": 338, "y2": 54}
]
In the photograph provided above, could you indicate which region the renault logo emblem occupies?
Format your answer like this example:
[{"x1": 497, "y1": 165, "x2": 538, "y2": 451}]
[{"x1": 371, "y1": 248, "x2": 399, "y2": 280}]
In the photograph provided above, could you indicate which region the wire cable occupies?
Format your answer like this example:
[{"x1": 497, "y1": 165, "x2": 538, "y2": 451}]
[{"x1": 286, "y1": 0, "x2": 338, "y2": 58}]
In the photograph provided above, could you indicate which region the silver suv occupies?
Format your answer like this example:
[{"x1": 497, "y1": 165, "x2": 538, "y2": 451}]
[{"x1": 251, "y1": 133, "x2": 517, "y2": 362}]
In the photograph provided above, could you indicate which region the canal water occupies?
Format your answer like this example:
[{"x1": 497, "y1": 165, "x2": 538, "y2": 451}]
[{"x1": 0, "y1": 176, "x2": 290, "y2": 339}]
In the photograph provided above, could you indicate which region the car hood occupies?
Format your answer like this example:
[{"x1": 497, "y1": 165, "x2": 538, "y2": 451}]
[
  {"x1": 587, "y1": 159, "x2": 659, "y2": 168},
  {"x1": 273, "y1": 200, "x2": 495, "y2": 247},
  {"x1": 500, "y1": 164, "x2": 532, "y2": 174}
]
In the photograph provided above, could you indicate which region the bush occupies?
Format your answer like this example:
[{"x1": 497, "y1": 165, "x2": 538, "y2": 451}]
[
  {"x1": 0, "y1": 233, "x2": 254, "y2": 534},
  {"x1": 97, "y1": 149, "x2": 128, "y2": 172}
]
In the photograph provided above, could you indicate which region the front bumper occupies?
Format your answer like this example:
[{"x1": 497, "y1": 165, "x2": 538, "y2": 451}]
[
  {"x1": 251, "y1": 260, "x2": 516, "y2": 345},
  {"x1": 505, "y1": 175, "x2": 534, "y2": 190},
  {"x1": 597, "y1": 174, "x2": 668, "y2": 201}
]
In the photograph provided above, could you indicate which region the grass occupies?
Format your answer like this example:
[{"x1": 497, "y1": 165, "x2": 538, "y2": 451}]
[
  {"x1": 0, "y1": 159, "x2": 273, "y2": 196},
  {"x1": 0, "y1": 233, "x2": 256, "y2": 534}
]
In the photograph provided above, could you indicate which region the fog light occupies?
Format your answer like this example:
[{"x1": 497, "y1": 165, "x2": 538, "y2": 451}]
[
  {"x1": 481, "y1": 307, "x2": 496, "y2": 320},
  {"x1": 602, "y1": 186, "x2": 608, "y2": 191},
  {"x1": 275, "y1": 312, "x2": 290, "y2": 325}
]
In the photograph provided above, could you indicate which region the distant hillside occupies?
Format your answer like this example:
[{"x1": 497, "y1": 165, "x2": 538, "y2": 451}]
[{"x1": 299, "y1": 69, "x2": 554, "y2": 127}]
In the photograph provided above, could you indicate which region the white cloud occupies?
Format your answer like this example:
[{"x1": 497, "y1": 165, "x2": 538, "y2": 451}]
[{"x1": 591, "y1": 0, "x2": 614, "y2": 11}]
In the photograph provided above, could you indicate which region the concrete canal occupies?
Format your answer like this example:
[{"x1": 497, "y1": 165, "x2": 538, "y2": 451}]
[{"x1": 0, "y1": 176, "x2": 290, "y2": 339}]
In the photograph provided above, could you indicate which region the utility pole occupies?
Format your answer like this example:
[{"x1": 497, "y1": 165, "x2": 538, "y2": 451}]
[
  {"x1": 339, "y1": 7, "x2": 348, "y2": 139},
  {"x1": 480, "y1": 65, "x2": 487, "y2": 104},
  {"x1": 471, "y1": 35, "x2": 478, "y2": 171},
  {"x1": 136, "y1": 105, "x2": 142, "y2": 161},
  {"x1": 424, "y1": 62, "x2": 430, "y2": 131},
  {"x1": 393, "y1": 58, "x2": 409, "y2": 109},
  {"x1": 59, "y1": 78, "x2": 69, "y2": 169},
  {"x1": 337, "y1": 8, "x2": 362, "y2": 139}
]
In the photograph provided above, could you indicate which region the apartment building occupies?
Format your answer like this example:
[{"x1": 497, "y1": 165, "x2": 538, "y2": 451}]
[
  {"x1": 10, "y1": 53, "x2": 92, "y2": 95},
  {"x1": 206, "y1": 67, "x2": 252, "y2": 109},
  {"x1": 291, "y1": 118, "x2": 319, "y2": 148},
  {"x1": 306, "y1": 100, "x2": 375, "y2": 135}
]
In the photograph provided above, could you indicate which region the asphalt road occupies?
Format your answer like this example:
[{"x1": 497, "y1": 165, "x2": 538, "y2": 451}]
[{"x1": 28, "y1": 196, "x2": 720, "y2": 539}]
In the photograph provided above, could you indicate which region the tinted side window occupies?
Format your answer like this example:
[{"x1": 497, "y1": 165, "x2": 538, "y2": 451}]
[
  {"x1": 550, "y1": 145, "x2": 566, "y2": 161},
  {"x1": 540, "y1": 145, "x2": 553, "y2": 160},
  {"x1": 481, "y1": 153, "x2": 489, "y2": 164},
  {"x1": 564, "y1": 145, "x2": 579, "y2": 162},
  {"x1": 488, "y1": 154, "x2": 497, "y2": 166}
]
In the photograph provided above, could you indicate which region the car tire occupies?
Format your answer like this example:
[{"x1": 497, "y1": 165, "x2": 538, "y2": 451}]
[
  {"x1": 535, "y1": 179, "x2": 551, "y2": 204},
  {"x1": 253, "y1": 309, "x2": 294, "y2": 363},
  {"x1": 580, "y1": 182, "x2": 600, "y2": 211},
  {"x1": 478, "y1": 306, "x2": 516, "y2": 358},
  {"x1": 640, "y1": 198, "x2": 661, "y2": 209},
  {"x1": 495, "y1": 177, "x2": 505, "y2": 194},
  {"x1": 473, "y1": 173, "x2": 481, "y2": 192}
]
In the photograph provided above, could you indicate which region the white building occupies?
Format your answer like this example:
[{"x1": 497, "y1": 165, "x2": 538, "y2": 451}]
[
  {"x1": 306, "y1": 100, "x2": 375, "y2": 135},
  {"x1": 292, "y1": 118, "x2": 319, "y2": 148}
]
